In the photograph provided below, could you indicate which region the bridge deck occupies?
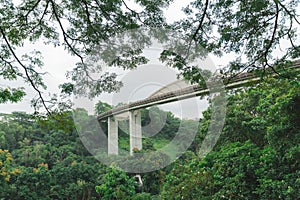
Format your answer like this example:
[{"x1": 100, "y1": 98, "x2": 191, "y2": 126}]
[{"x1": 97, "y1": 60, "x2": 300, "y2": 120}]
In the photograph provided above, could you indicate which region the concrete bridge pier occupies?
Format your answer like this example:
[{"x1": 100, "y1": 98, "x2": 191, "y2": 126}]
[
  {"x1": 129, "y1": 110, "x2": 142, "y2": 155},
  {"x1": 107, "y1": 110, "x2": 142, "y2": 155},
  {"x1": 108, "y1": 117, "x2": 118, "y2": 155}
]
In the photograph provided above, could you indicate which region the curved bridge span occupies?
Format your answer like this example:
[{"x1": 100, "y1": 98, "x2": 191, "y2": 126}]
[
  {"x1": 98, "y1": 60, "x2": 300, "y2": 120},
  {"x1": 97, "y1": 60, "x2": 300, "y2": 155}
]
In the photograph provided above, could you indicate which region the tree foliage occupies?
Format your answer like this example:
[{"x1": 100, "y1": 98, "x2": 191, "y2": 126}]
[
  {"x1": 0, "y1": 1, "x2": 300, "y2": 195},
  {"x1": 95, "y1": 166, "x2": 137, "y2": 200},
  {"x1": 0, "y1": 73, "x2": 299, "y2": 199},
  {"x1": 161, "y1": 74, "x2": 300, "y2": 199},
  {"x1": 0, "y1": 0, "x2": 299, "y2": 112}
]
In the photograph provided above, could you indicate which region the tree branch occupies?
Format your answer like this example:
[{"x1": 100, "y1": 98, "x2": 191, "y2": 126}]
[
  {"x1": 24, "y1": 0, "x2": 42, "y2": 20},
  {"x1": 28, "y1": 0, "x2": 50, "y2": 33},
  {"x1": 50, "y1": 0, "x2": 84, "y2": 62},
  {"x1": 263, "y1": 2, "x2": 280, "y2": 75},
  {"x1": 94, "y1": 0, "x2": 119, "y2": 24},
  {"x1": 0, "y1": 55, "x2": 17, "y2": 76},
  {"x1": 121, "y1": 0, "x2": 144, "y2": 23},
  {"x1": 81, "y1": 0, "x2": 104, "y2": 41},
  {"x1": 277, "y1": 0, "x2": 300, "y2": 25},
  {"x1": 185, "y1": 0, "x2": 209, "y2": 59},
  {"x1": 50, "y1": 0, "x2": 97, "y2": 83},
  {"x1": 0, "y1": 26, "x2": 51, "y2": 114}
]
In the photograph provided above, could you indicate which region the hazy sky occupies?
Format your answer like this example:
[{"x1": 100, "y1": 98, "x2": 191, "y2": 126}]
[
  {"x1": 0, "y1": 0, "x2": 229, "y2": 118},
  {"x1": 73, "y1": 45, "x2": 215, "y2": 119}
]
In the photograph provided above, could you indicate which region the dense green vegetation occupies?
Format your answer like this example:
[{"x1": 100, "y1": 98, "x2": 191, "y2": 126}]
[
  {"x1": 0, "y1": 74, "x2": 299, "y2": 199},
  {"x1": 161, "y1": 76, "x2": 300, "y2": 199},
  {"x1": 1, "y1": 0, "x2": 299, "y2": 199}
]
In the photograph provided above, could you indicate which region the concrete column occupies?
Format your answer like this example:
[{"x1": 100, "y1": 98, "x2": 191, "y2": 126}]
[
  {"x1": 108, "y1": 117, "x2": 118, "y2": 155},
  {"x1": 129, "y1": 110, "x2": 142, "y2": 155}
]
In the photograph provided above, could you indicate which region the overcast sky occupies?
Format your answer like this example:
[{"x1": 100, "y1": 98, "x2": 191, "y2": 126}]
[
  {"x1": 0, "y1": 0, "x2": 236, "y2": 119},
  {"x1": 0, "y1": 0, "x2": 216, "y2": 119}
]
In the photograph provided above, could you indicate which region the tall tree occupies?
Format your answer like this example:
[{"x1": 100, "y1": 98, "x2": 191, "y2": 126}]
[{"x1": 0, "y1": 0, "x2": 299, "y2": 112}]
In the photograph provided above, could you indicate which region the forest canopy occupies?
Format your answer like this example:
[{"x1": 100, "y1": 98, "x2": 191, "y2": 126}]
[
  {"x1": 0, "y1": 74, "x2": 299, "y2": 199},
  {"x1": 0, "y1": 1, "x2": 300, "y2": 199}
]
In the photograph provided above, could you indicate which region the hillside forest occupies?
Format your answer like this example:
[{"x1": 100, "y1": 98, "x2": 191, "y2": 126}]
[{"x1": 0, "y1": 73, "x2": 299, "y2": 199}]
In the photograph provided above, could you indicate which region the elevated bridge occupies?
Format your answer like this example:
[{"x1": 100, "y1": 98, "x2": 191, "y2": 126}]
[{"x1": 98, "y1": 60, "x2": 300, "y2": 155}]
